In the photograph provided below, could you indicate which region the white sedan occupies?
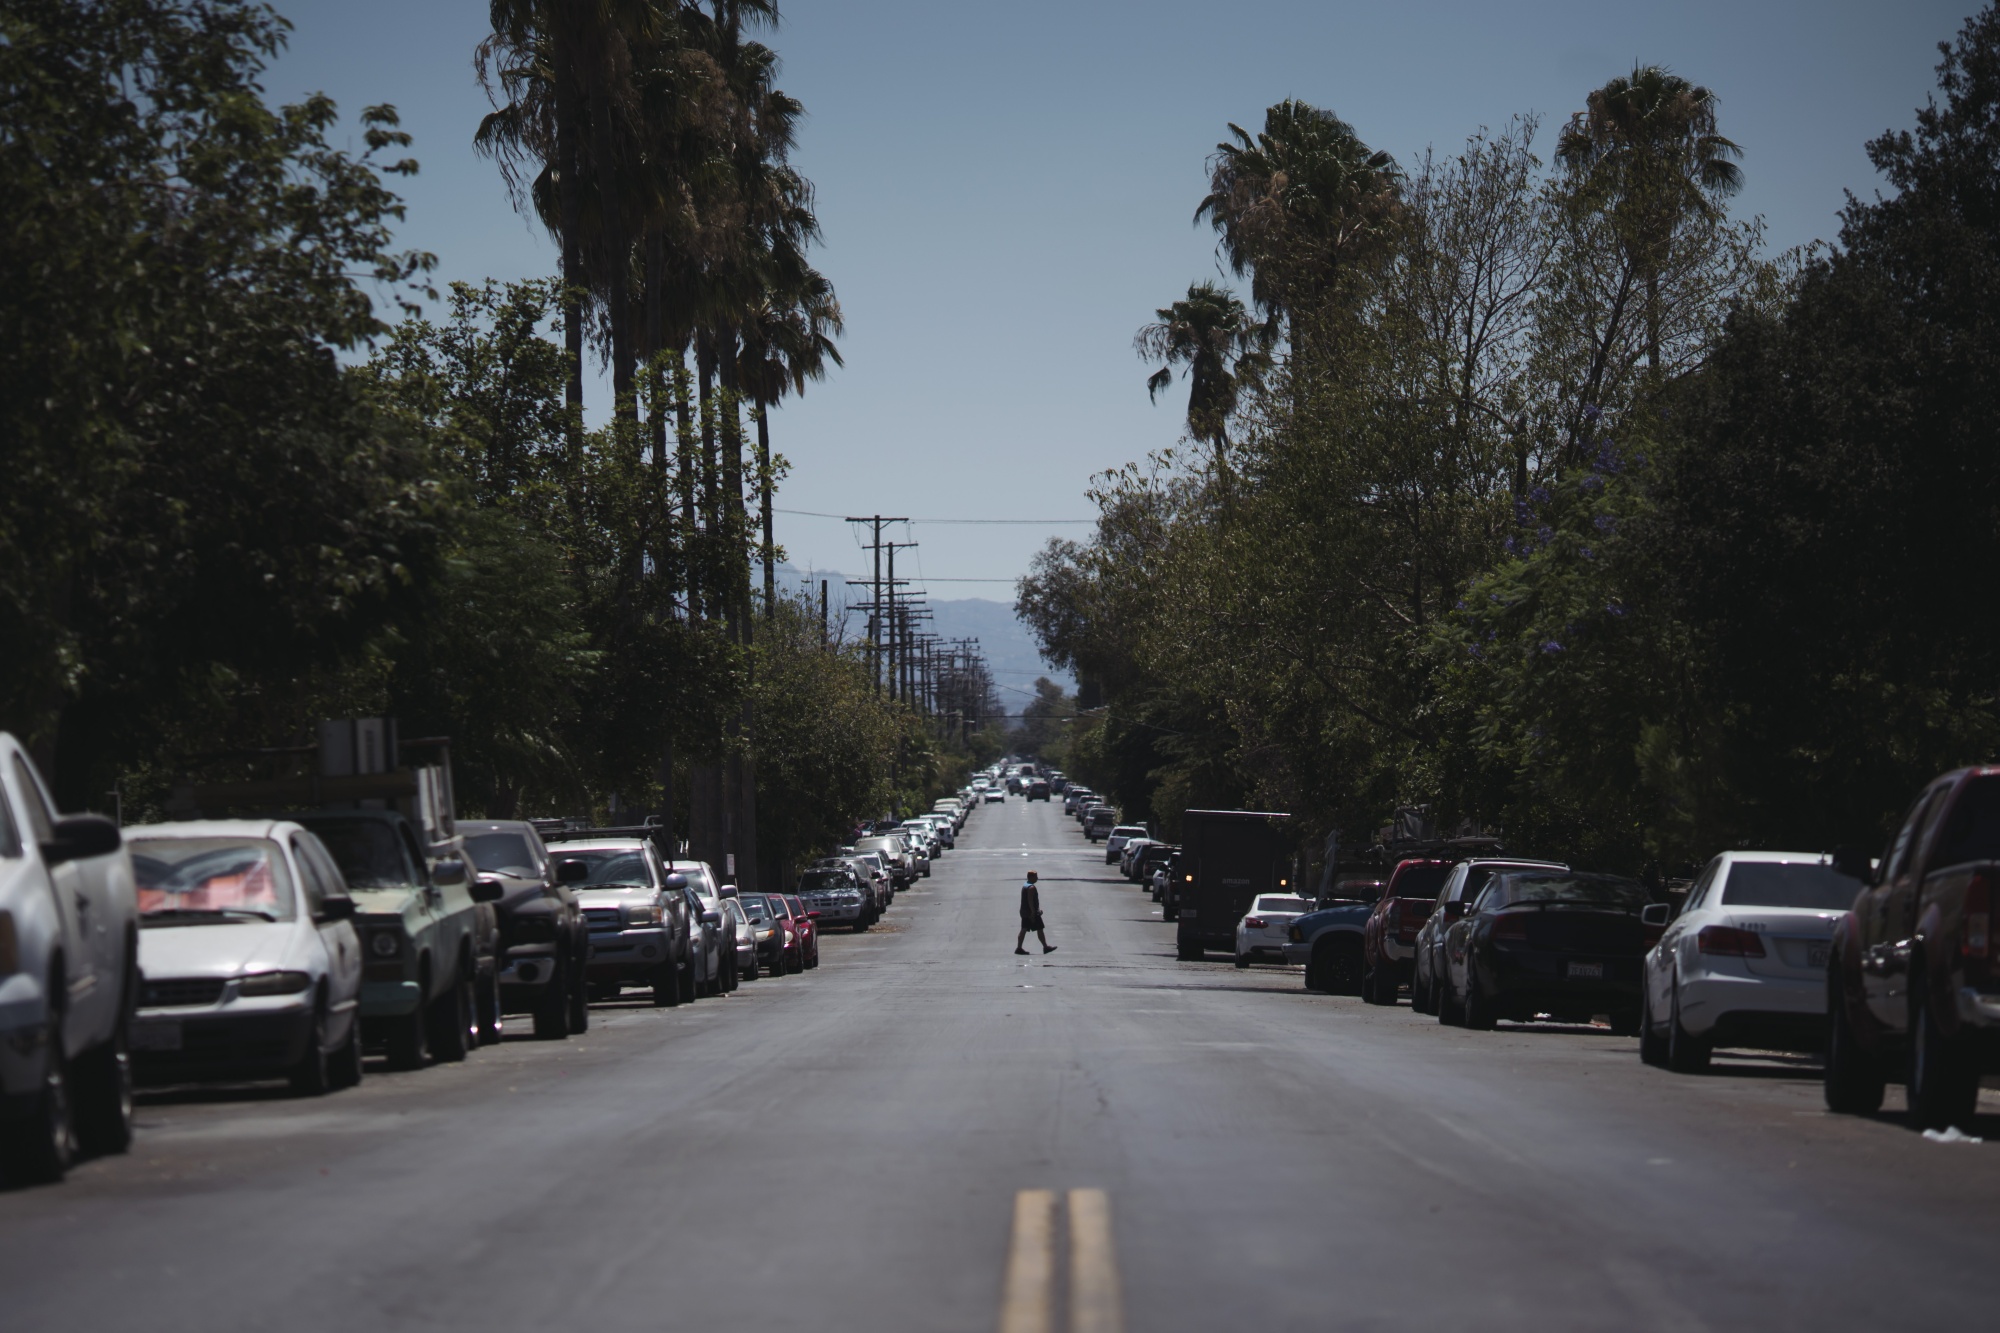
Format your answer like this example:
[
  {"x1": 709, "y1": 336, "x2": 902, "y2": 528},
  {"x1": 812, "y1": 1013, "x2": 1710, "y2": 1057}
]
[
  {"x1": 126, "y1": 820, "x2": 365, "y2": 1094},
  {"x1": 1640, "y1": 850, "x2": 1864, "y2": 1071},
  {"x1": 1235, "y1": 895, "x2": 1315, "y2": 967}
]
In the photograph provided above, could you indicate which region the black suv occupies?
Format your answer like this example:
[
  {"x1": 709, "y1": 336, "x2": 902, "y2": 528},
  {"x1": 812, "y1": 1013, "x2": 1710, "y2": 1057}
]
[{"x1": 461, "y1": 820, "x2": 590, "y2": 1040}]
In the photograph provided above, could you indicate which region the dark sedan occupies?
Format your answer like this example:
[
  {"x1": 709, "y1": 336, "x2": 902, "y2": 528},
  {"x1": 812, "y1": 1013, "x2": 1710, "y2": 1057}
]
[{"x1": 1439, "y1": 871, "x2": 1650, "y2": 1032}]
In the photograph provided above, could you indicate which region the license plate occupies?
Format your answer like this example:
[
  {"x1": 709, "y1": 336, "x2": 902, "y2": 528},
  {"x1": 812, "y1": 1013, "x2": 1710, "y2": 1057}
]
[
  {"x1": 134, "y1": 1020, "x2": 182, "y2": 1052},
  {"x1": 1807, "y1": 943, "x2": 1830, "y2": 969},
  {"x1": 1566, "y1": 962, "x2": 1604, "y2": 980}
]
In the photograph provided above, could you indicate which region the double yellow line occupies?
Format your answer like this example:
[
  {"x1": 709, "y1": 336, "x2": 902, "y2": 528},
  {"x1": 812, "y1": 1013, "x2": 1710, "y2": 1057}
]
[{"x1": 1000, "y1": 1188, "x2": 1123, "y2": 1333}]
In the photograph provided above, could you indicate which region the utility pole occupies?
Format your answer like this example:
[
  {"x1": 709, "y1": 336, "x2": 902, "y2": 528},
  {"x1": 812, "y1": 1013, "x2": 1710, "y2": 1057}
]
[
  {"x1": 844, "y1": 516, "x2": 904, "y2": 693},
  {"x1": 819, "y1": 579, "x2": 828, "y2": 648}
]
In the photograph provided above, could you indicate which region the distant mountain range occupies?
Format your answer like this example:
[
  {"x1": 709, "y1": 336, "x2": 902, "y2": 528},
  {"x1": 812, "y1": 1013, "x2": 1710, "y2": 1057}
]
[{"x1": 776, "y1": 564, "x2": 1073, "y2": 713}]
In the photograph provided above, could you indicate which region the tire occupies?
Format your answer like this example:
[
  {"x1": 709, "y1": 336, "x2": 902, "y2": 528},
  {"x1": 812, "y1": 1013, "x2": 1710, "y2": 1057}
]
[
  {"x1": 289, "y1": 996, "x2": 334, "y2": 1097},
  {"x1": 1176, "y1": 938, "x2": 1204, "y2": 962},
  {"x1": 1638, "y1": 982, "x2": 1668, "y2": 1067},
  {"x1": 652, "y1": 963, "x2": 680, "y2": 1007},
  {"x1": 744, "y1": 956, "x2": 761, "y2": 981},
  {"x1": 1361, "y1": 958, "x2": 1387, "y2": 1005},
  {"x1": 1463, "y1": 963, "x2": 1496, "y2": 1030},
  {"x1": 2, "y1": 1008, "x2": 75, "y2": 1185},
  {"x1": 533, "y1": 959, "x2": 570, "y2": 1040},
  {"x1": 74, "y1": 1011, "x2": 134, "y2": 1157},
  {"x1": 1411, "y1": 965, "x2": 1432, "y2": 1015},
  {"x1": 427, "y1": 966, "x2": 472, "y2": 1063},
  {"x1": 1316, "y1": 937, "x2": 1364, "y2": 997},
  {"x1": 1908, "y1": 981, "x2": 1979, "y2": 1131},
  {"x1": 330, "y1": 1014, "x2": 365, "y2": 1090},
  {"x1": 679, "y1": 954, "x2": 699, "y2": 1002},
  {"x1": 853, "y1": 920, "x2": 870, "y2": 933},
  {"x1": 1824, "y1": 974, "x2": 1884, "y2": 1115},
  {"x1": 1233, "y1": 952, "x2": 1250, "y2": 970},
  {"x1": 1437, "y1": 971, "x2": 1464, "y2": 1026},
  {"x1": 786, "y1": 948, "x2": 803, "y2": 976},
  {"x1": 567, "y1": 957, "x2": 591, "y2": 1033},
  {"x1": 384, "y1": 1003, "x2": 428, "y2": 1071},
  {"x1": 476, "y1": 966, "x2": 503, "y2": 1047},
  {"x1": 1666, "y1": 981, "x2": 1710, "y2": 1073}
]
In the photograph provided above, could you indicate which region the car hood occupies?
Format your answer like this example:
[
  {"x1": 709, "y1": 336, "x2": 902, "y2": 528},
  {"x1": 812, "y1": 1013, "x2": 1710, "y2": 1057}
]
[
  {"x1": 1293, "y1": 903, "x2": 1373, "y2": 935},
  {"x1": 349, "y1": 884, "x2": 424, "y2": 918},
  {"x1": 140, "y1": 920, "x2": 301, "y2": 979},
  {"x1": 574, "y1": 887, "x2": 656, "y2": 910}
]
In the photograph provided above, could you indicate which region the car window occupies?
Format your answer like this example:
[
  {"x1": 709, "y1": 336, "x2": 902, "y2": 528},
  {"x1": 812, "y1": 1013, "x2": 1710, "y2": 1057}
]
[
  {"x1": 290, "y1": 837, "x2": 329, "y2": 914},
  {"x1": 1718, "y1": 862, "x2": 1863, "y2": 911},
  {"x1": 297, "y1": 834, "x2": 351, "y2": 902},
  {"x1": 1682, "y1": 857, "x2": 1722, "y2": 911},
  {"x1": 1253, "y1": 895, "x2": 1310, "y2": 913},
  {"x1": 303, "y1": 818, "x2": 420, "y2": 889},
  {"x1": 466, "y1": 831, "x2": 542, "y2": 877},
  {"x1": 1928, "y1": 775, "x2": 2000, "y2": 872},
  {"x1": 1883, "y1": 785, "x2": 1948, "y2": 882},
  {"x1": 553, "y1": 849, "x2": 654, "y2": 889},
  {"x1": 130, "y1": 836, "x2": 298, "y2": 922},
  {"x1": 1389, "y1": 864, "x2": 1452, "y2": 899},
  {"x1": 1483, "y1": 873, "x2": 1647, "y2": 910},
  {"x1": 10, "y1": 756, "x2": 55, "y2": 844},
  {"x1": 0, "y1": 773, "x2": 19, "y2": 858}
]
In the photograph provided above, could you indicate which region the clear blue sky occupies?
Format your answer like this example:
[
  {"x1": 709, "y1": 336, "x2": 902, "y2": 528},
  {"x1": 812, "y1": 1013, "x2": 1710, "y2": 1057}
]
[{"x1": 271, "y1": 0, "x2": 1973, "y2": 588}]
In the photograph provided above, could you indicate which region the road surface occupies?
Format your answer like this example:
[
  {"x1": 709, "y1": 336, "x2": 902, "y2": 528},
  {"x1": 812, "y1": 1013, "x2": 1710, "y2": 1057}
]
[{"x1": 3, "y1": 796, "x2": 1997, "y2": 1331}]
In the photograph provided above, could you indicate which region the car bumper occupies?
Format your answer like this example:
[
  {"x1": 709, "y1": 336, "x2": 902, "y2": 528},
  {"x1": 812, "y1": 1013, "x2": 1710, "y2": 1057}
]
[
  {"x1": 1482, "y1": 952, "x2": 1643, "y2": 1016},
  {"x1": 132, "y1": 1004, "x2": 314, "y2": 1081},
  {"x1": 586, "y1": 926, "x2": 671, "y2": 979},
  {"x1": 0, "y1": 972, "x2": 52, "y2": 1100},
  {"x1": 809, "y1": 904, "x2": 863, "y2": 924},
  {"x1": 499, "y1": 947, "x2": 562, "y2": 991},
  {"x1": 360, "y1": 978, "x2": 424, "y2": 1017},
  {"x1": 1677, "y1": 970, "x2": 1823, "y2": 1039}
]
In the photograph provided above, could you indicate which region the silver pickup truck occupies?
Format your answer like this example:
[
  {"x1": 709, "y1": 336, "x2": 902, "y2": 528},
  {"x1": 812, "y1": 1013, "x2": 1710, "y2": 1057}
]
[{"x1": 0, "y1": 733, "x2": 139, "y2": 1183}]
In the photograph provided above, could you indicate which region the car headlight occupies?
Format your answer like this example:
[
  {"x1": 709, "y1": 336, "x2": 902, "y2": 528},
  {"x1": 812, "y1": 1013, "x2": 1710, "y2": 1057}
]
[
  {"x1": 238, "y1": 970, "x2": 312, "y2": 996},
  {"x1": 624, "y1": 902, "x2": 661, "y2": 926},
  {"x1": 369, "y1": 931, "x2": 402, "y2": 958},
  {"x1": 755, "y1": 928, "x2": 773, "y2": 940}
]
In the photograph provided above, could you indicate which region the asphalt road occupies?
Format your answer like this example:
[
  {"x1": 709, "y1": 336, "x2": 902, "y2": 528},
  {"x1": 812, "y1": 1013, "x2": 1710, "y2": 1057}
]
[{"x1": 4, "y1": 796, "x2": 1998, "y2": 1332}]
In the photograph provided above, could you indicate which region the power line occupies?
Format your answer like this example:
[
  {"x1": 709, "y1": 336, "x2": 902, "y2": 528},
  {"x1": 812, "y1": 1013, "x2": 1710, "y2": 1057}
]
[{"x1": 781, "y1": 508, "x2": 1092, "y2": 525}]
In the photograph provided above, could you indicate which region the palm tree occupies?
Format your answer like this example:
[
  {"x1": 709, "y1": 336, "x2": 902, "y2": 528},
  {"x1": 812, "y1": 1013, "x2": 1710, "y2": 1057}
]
[
  {"x1": 1556, "y1": 65, "x2": 1744, "y2": 373},
  {"x1": 1196, "y1": 100, "x2": 1401, "y2": 340},
  {"x1": 1135, "y1": 280, "x2": 1272, "y2": 485}
]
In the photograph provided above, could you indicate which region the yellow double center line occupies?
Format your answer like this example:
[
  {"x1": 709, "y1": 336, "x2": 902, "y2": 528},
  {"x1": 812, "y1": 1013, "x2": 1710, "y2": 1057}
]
[{"x1": 1000, "y1": 1188, "x2": 1123, "y2": 1333}]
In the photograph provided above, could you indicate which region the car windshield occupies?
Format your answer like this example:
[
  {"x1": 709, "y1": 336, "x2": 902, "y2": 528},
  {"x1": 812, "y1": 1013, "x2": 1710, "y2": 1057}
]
[
  {"x1": 1390, "y1": 864, "x2": 1452, "y2": 898},
  {"x1": 800, "y1": 871, "x2": 852, "y2": 890},
  {"x1": 1720, "y1": 862, "x2": 1863, "y2": 911},
  {"x1": 1931, "y1": 776, "x2": 2000, "y2": 869},
  {"x1": 1485, "y1": 873, "x2": 1648, "y2": 910},
  {"x1": 1253, "y1": 895, "x2": 1311, "y2": 913},
  {"x1": 465, "y1": 831, "x2": 540, "y2": 877},
  {"x1": 1327, "y1": 877, "x2": 1386, "y2": 903},
  {"x1": 302, "y1": 818, "x2": 417, "y2": 890},
  {"x1": 739, "y1": 894, "x2": 771, "y2": 920},
  {"x1": 555, "y1": 849, "x2": 653, "y2": 889},
  {"x1": 130, "y1": 837, "x2": 297, "y2": 922}
]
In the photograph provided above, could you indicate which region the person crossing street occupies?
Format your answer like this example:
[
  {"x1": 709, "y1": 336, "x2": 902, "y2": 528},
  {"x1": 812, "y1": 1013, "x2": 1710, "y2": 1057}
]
[{"x1": 1015, "y1": 870, "x2": 1055, "y2": 955}]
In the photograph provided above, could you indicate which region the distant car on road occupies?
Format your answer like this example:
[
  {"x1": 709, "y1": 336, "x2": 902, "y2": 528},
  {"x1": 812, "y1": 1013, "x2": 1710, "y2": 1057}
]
[
  {"x1": 547, "y1": 836, "x2": 695, "y2": 1007},
  {"x1": 1084, "y1": 809, "x2": 1117, "y2": 842},
  {"x1": 1439, "y1": 870, "x2": 1650, "y2": 1032},
  {"x1": 1640, "y1": 851, "x2": 1859, "y2": 1073},
  {"x1": 984, "y1": 788, "x2": 1005, "y2": 803},
  {"x1": 128, "y1": 821, "x2": 364, "y2": 1094},
  {"x1": 1235, "y1": 895, "x2": 1314, "y2": 967},
  {"x1": 1360, "y1": 859, "x2": 1454, "y2": 1005},
  {"x1": 1413, "y1": 859, "x2": 1566, "y2": 1015},
  {"x1": 797, "y1": 864, "x2": 868, "y2": 932},
  {"x1": 1104, "y1": 825, "x2": 1148, "y2": 863},
  {"x1": 1027, "y1": 780, "x2": 1051, "y2": 802}
]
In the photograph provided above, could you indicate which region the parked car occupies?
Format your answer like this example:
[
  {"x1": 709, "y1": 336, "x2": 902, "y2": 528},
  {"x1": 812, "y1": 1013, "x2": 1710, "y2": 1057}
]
[
  {"x1": 461, "y1": 820, "x2": 589, "y2": 1040},
  {"x1": 984, "y1": 787, "x2": 1005, "y2": 803},
  {"x1": 0, "y1": 735, "x2": 139, "y2": 1182},
  {"x1": 1118, "y1": 837, "x2": 1157, "y2": 878},
  {"x1": 1825, "y1": 765, "x2": 2000, "y2": 1129},
  {"x1": 1129, "y1": 842, "x2": 1175, "y2": 890},
  {"x1": 798, "y1": 864, "x2": 869, "y2": 931},
  {"x1": 838, "y1": 851, "x2": 891, "y2": 920},
  {"x1": 127, "y1": 821, "x2": 364, "y2": 1094},
  {"x1": 298, "y1": 810, "x2": 501, "y2": 1069},
  {"x1": 737, "y1": 892, "x2": 787, "y2": 975},
  {"x1": 855, "y1": 834, "x2": 914, "y2": 890},
  {"x1": 1235, "y1": 894, "x2": 1314, "y2": 967},
  {"x1": 723, "y1": 895, "x2": 760, "y2": 979},
  {"x1": 783, "y1": 894, "x2": 820, "y2": 969},
  {"x1": 1084, "y1": 809, "x2": 1116, "y2": 842},
  {"x1": 1360, "y1": 859, "x2": 1456, "y2": 1005},
  {"x1": 1413, "y1": 858, "x2": 1567, "y2": 1015},
  {"x1": 666, "y1": 859, "x2": 735, "y2": 995},
  {"x1": 1027, "y1": 780, "x2": 1051, "y2": 802},
  {"x1": 1438, "y1": 870, "x2": 1650, "y2": 1032},
  {"x1": 1063, "y1": 788, "x2": 1092, "y2": 816},
  {"x1": 1639, "y1": 851, "x2": 1859, "y2": 1072},
  {"x1": 545, "y1": 836, "x2": 695, "y2": 1006}
]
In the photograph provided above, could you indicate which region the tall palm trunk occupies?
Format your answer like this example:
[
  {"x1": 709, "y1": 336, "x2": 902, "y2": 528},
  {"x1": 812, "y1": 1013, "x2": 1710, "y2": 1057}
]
[
  {"x1": 756, "y1": 404, "x2": 776, "y2": 618},
  {"x1": 553, "y1": 56, "x2": 585, "y2": 459}
]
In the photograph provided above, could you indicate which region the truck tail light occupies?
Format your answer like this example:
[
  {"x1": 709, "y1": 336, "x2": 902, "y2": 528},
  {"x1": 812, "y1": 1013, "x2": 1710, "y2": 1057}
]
[
  {"x1": 1962, "y1": 872, "x2": 1991, "y2": 962},
  {"x1": 1697, "y1": 925, "x2": 1766, "y2": 958}
]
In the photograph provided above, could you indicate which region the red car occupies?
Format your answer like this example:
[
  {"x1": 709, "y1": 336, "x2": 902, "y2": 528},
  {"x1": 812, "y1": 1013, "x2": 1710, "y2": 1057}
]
[
  {"x1": 782, "y1": 894, "x2": 820, "y2": 971},
  {"x1": 1361, "y1": 859, "x2": 1455, "y2": 1004}
]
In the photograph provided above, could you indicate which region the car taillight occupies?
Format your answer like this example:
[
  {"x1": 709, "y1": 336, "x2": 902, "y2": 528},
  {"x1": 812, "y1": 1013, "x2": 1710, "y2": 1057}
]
[
  {"x1": 1244, "y1": 916, "x2": 1267, "y2": 929},
  {"x1": 1696, "y1": 925, "x2": 1766, "y2": 957},
  {"x1": 1963, "y1": 871, "x2": 1991, "y2": 962},
  {"x1": 1491, "y1": 913, "x2": 1530, "y2": 943}
]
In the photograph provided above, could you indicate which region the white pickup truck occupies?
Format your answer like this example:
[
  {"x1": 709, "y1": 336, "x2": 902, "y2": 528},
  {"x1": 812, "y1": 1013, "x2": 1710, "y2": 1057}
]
[{"x1": 0, "y1": 732, "x2": 139, "y2": 1183}]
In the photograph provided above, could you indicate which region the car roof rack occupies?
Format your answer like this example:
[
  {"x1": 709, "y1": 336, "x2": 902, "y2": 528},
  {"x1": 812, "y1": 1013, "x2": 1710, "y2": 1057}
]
[{"x1": 541, "y1": 819, "x2": 666, "y2": 845}]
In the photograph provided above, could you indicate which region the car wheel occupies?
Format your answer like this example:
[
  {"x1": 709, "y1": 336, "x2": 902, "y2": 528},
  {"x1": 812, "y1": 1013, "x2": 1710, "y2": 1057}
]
[
  {"x1": 330, "y1": 1013, "x2": 365, "y2": 1089},
  {"x1": 787, "y1": 948, "x2": 803, "y2": 975},
  {"x1": 476, "y1": 967, "x2": 503, "y2": 1047},
  {"x1": 534, "y1": 959, "x2": 570, "y2": 1040},
  {"x1": 1666, "y1": 981, "x2": 1709, "y2": 1073},
  {"x1": 1463, "y1": 963, "x2": 1496, "y2": 1030},
  {"x1": 289, "y1": 996, "x2": 334, "y2": 1097},
  {"x1": 853, "y1": 920, "x2": 870, "y2": 933},
  {"x1": 1361, "y1": 957, "x2": 1386, "y2": 1005},
  {"x1": 1638, "y1": 980, "x2": 1668, "y2": 1067},
  {"x1": 1437, "y1": 972, "x2": 1463, "y2": 1026},
  {"x1": 568, "y1": 959, "x2": 592, "y2": 1033},
  {"x1": 1410, "y1": 965, "x2": 1430, "y2": 1015},
  {"x1": 74, "y1": 1008, "x2": 134, "y2": 1156},
  {"x1": 679, "y1": 956, "x2": 699, "y2": 1003},
  {"x1": 1176, "y1": 938, "x2": 1204, "y2": 962},
  {"x1": 744, "y1": 956, "x2": 760, "y2": 981},
  {"x1": 1, "y1": 1007, "x2": 76, "y2": 1184},
  {"x1": 427, "y1": 966, "x2": 473, "y2": 1063},
  {"x1": 1907, "y1": 980, "x2": 1979, "y2": 1131},
  {"x1": 1233, "y1": 952, "x2": 1250, "y2": 969},
  {"x1": 652, "y1": 963, "x2": 680, "y2": 1007},
  {"x1": 1823, "y1": 971, "x2": 1884, "y2": 1114}
]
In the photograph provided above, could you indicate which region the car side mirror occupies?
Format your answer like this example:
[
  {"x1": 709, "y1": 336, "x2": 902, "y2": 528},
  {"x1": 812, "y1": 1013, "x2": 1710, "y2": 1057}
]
[
  {"x1": 664, "y1": 872, "x2": 688, "y2": 891},
  {"x1": 719, "y1": 884, "x2": 739, "y2": 898},
  {"x1": 317, "y1": 896, "x2": 357, "y2": 922},
  {"x1": 557, "y1": 859, "x2": 590, "y2": 884},
  {"x1": 433, "y1": 856, "x2": 468, "y2": 886},
  {"x1": 1640, "y1": 902, "x2": 1672, "y2": 927},
  {"x1": 808, "y1": 910, "x2": 821, "y2": 920},
  {"x1": 1829, "y1": 845, "x2": 1875, "y2": 885},
  {"x1": 1442, "y1": 900, "x2": 1468, "y2": 921},
  {"x1": 470, "y1": 874, "x2": 505, "y2": 904},
  {"x1": 41, "y1": 813, "x2": 122, "y2": 867},
  {"x1": 701, "y1": 910, "x2": 722, "y2": 928}
]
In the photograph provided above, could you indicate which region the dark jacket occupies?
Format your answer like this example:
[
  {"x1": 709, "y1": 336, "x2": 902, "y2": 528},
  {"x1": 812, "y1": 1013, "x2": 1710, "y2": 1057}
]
[{"x1": 1020, "y1": 882, "x2": 1043, "y2": 927}]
